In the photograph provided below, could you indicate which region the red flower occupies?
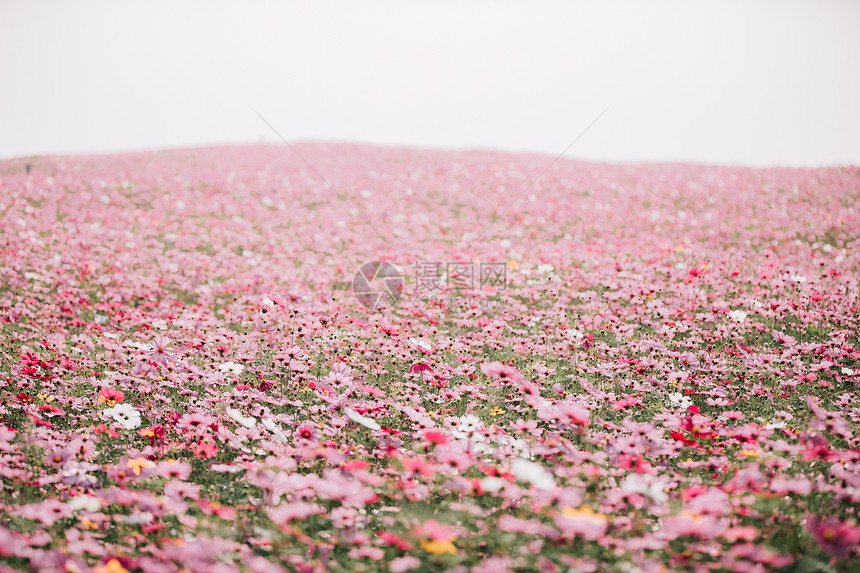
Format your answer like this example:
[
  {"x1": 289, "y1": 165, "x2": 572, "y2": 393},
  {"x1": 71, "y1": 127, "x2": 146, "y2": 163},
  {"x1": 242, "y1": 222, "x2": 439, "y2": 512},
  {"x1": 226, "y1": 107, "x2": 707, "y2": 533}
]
[
  {"x1": 379, "y1": 531, "x2": 413, "y2": 551},
  {"x1": 424, "y1": 430, "x2": 449, "y2": 445}
]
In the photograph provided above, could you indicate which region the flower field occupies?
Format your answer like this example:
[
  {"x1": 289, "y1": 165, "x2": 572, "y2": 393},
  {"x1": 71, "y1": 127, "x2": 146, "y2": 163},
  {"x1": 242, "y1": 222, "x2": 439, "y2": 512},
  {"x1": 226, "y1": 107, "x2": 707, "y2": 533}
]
[{"x1": 1, "y1": 144, "x2": 859, "y2": 572}]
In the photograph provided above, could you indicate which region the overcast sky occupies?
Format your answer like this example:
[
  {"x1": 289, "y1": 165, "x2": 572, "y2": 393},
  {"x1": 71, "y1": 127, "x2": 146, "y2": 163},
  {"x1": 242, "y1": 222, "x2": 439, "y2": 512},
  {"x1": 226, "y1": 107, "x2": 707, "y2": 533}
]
[{"x1": 2, "y1": 0, "x2": 859, "y2": 166}]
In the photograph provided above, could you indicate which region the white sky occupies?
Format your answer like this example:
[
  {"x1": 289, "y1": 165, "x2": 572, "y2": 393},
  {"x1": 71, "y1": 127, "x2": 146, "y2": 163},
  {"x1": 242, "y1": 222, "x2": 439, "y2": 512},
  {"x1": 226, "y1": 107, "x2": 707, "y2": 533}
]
[{"x1": 2, "y1": 0, "x2": 859, "y2": 166}]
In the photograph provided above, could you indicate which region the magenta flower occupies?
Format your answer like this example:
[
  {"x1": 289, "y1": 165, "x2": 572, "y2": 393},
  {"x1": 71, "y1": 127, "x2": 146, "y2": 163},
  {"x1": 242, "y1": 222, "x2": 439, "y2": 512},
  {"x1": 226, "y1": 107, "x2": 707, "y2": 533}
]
[{"x1": 806, "y1": 516, "x2": 860, "y2": 559}]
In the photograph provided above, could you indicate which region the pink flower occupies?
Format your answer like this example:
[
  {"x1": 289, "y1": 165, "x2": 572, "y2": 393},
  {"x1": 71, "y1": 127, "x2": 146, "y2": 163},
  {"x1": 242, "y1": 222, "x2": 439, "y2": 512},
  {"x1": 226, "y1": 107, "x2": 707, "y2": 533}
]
[
  {"x1": 481, "y1": 361, "x2": 522, "y2": 380},
  {"x1": 769, "y1": 475, "x2": 812, "y2": 496},
  {"x1": 348, "y1": 546, "x2": 385, "y2": 560},
  {"x1": 409, "y1": 362, "x2": 433, "y2": 374},
  {"x1": 472, "y1": 556, "x2": 514, "y2": 573},
  {"x1": 192, "y1": 436, "x2": 218, "y2": 458},
  {"x1": 537, "y1": 402, "x2": 590, "y2": 427},
  {"x1": 389, "y1": 556, "x2": 421, "y2": 572},
  {"x1": 435, "y1": 444, "x2": 473, "y2": 472},
  {"x1": 660, "y1": 514, "x2": 728, "y2": 540},
  {"x1": 411, "y1": 519, "x2": 457, "y2": 541},
  {"x1": 177, "y1": 413, "x2": 216, "y2": 433},
  {"x1": 268, "y1": 502, "x2": 326, "y2": 525},
  {"x1": 497, "y1": 514, "x2": 548, "y2": 535},
  {"x1": 554, "y1": 506, "x2": 608, "y2": 541},
  {"x1": 164, "y1": 480, "x2": 200, "y2": 499},
  {"x1": 98, "y1": 386, "x2": 125, "y2": 404},
  {"x1": 155, "y1": 460, "x2": 192, "y2": 480},
  {"x1": 324, "y1": 362, "x2": 354, "y2": 386},
  {"x1": 145, "y1": 335, "x2": 174, "y2": 364},
  {"x1": 806, "y1": 516, "x2": 860, "y2": 558},
  {"x1": 295, "y1": 421, "x2": 317, "y2": 442},
  {"x1": 17, "y1": 499, "x2": 73, "y2": 526}
]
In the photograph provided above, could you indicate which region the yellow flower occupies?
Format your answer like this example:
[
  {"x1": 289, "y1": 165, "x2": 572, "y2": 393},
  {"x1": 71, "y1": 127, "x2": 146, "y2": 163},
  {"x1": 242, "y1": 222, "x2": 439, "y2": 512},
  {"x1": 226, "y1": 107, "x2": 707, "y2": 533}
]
[
  {"x1": 561, "y1": 505, "x2": 608, "y2": 523},
  {"x1": 739, "y1": 449, "x2": 760, "y2": 458},
  {"x1": 127, "y1": 458, "x2": 153, "y2": 476},
  {"x1": 95, "y1": 559, "x2": 129, "y2": 573},
  {"x1": 37, "y1": 393, "x2": 54, "y2": 402},
  {"x1": 489, "y1": 407, "x2": 505, "y2": 416},
  {"x1": 421, "y1": 539, "x2": 457, "y2": 555},
  {"x1": 80, "y1": 517, "x2": 99, "y2": 530}
]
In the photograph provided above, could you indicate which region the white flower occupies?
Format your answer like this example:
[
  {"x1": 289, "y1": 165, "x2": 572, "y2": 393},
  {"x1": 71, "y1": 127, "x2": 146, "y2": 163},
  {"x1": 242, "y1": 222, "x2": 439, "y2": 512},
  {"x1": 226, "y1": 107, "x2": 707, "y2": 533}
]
[
  {"x1": 259, "y1": 418, "x2": 288, "y2": 443},
  {"x1": 226, "y1": 408, "x2": 257, "y2": 429},
  {"x1": 343, "y1": 407, "x2": 382, "y2": 431},
  {"x1": 262, "y1": 296, "x2": 276, "y2": 308},
  {"x1": 510, "y1": 459, "x2": 555, "y2": 490},
  {"x1": 567, "y1": 329, "x2": 584, "y2": 341},
  {"x1": 480, "y1": 476, "x2": 505, "y2": 493},
  {"x1": 211, "y1": 464, "x2": 243, "y2": 473},
  {"x1": 790, "y1": 274, "x2": 808, "y2": 284},
  {"x1": 67, "y1": 495, "x2": 101, "y2": 512},
  {"x1": 103, "y1": 403, "x2": 141, "y2": 429},
  {"x1": 495, "y1": 434, "x2": 529, "y2": 457},
  {"x1": 121, "y1": 512, "x2": 154, "y2": 525},
  {"x1": 668, "y1": 392, "x2": 693, "y2": 410},
  {"x1": 456, "y1": 414, "x2": 482, "y2": 435},
  {"x1": 620, "y1": 475, "x2": 669, "y2": 503},
  {"x1": 842, "y1": 367, "x2": 855, "y2": 376},
  {"x1": 727, "y1": 310, "x2": 747, "y2": 322},
  {"x1": 408, "y1": 338, "x2": 432, "y2": 351},
  {"x1": 218, "y1": 361, "x2": 245, "y2": 375}
]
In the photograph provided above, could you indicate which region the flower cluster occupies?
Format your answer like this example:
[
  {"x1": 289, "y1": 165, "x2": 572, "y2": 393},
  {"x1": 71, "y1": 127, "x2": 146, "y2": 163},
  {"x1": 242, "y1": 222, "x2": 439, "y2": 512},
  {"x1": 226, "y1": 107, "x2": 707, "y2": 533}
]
[{"x1": 0, "y1": 145, "x2": 858, "y2": 571}]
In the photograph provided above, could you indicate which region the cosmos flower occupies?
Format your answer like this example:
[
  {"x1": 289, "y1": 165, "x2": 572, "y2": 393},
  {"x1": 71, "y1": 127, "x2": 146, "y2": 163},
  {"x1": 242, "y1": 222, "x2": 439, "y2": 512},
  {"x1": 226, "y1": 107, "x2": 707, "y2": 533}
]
[
  {"x1": 324, "y1": 362, "x2": 354, "y2": 386},
  {"x1": 668, "y1": 392, "x2": 694, "y2": 410},
  {"x1": 145, "y1": 335, "x2": 173, "y2": 364},
  {"x1": 226, "y1": 407, "x2": 257, "y2": 428},
  {"x1": 103, "y1": 403, "x2": 142, "y2": 429},
  {"x1": 806, "y1": 517, "x2": 860, "y2": 558},
  {"x1": 3, "y1": 142, "x2": 860, "y2": 571},
  {"x1": 343, "y1": 407, "x2": 381, "y2": 431},
  {"x1": 727, "y1": 310, "x2": 747, "y2": 322},
  {"x1": 218, "y1": 361, "x2": 245, "y2": 375},
  {"x1": 554, "y1": 506, "x2": 608, "y2": 540},
  {"x1": 510, "y1": 459, "x2": 555, "y2": 490}
]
